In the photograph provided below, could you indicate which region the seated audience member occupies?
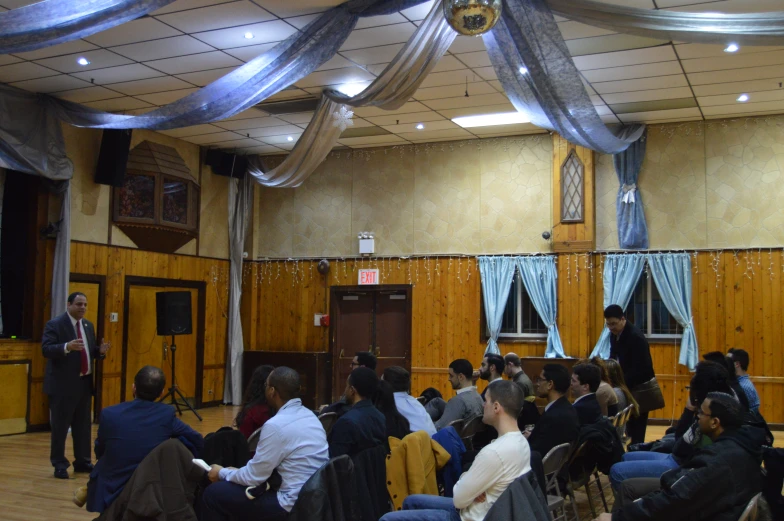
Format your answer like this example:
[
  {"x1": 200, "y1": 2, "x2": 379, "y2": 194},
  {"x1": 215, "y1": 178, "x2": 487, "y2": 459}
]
[
  {"x1": 728, "y1": 348, "x2": 760, "y2": 413},
  {"x1": 380, "y1": 380, "x2": 531, "y2": 521},
  {"x1": 383, "y1": 366, "x2": 437, "y2": 436},
  {"x1": 571, "y1": 364, "x2": 604, "y2": 425},
  {"x1": 605, "y1": 358, "x2": 638, "y2": 415},
  {"x1": 235, "y1": 365, "x2": 274, "y2": 439},
  {"x1": 328, "y1": 367, "x2": 386, "y2": 458},
  {"x1": 202, "y1": 367, "x2": 329, "y2": 521},
  {"x1": 599, "y1": 392, "x2": 764, "y2": 521},
  {"x1": 608, "y1": 361, "x2": 734, "y2": 489},
  {"x1": 76, "y1": 366, "x2": 203, "y2": 513},
  {"x1": 434, "y1": 359, "x2": 484, "y2": 430},
  {"x1": 703, "y1": 351, "x2": 750, "y2": 411},
  {"x1": 589, "y1": 357, "x2": 619, "y2": 416},
  {"x1": 375, "y1": 379, "x2": 412, "y2": 439},
  {"x1": 504, "y1": 353, "x2": 534, "y2": 398},
  {"x1": 526, "y1": 364, "x2": 580, "y2": 458},
  {"x1": 321, "y1": 352, "x2": 377, "y2": 418},
  {"x1": 476, "y1": 354, "x2": 505, "y2": 398},
  {"x1": 421, "y1": 387, "x2": 447, "y2": 422}
]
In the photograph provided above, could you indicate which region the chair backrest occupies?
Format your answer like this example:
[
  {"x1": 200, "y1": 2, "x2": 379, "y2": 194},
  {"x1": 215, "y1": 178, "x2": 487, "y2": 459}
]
[
  {"x1": 542, "y1": 443, "x2": 572, "y2": 477},
  {"x1": 460, "y1": 415, "x2": 486, "y2": 439},
  {"x1": 318, "y1": 412, "x2": 338, "y2": 436},
  {"x1": 737, "y1": 493, "x2": 761, "y2": 521},
  {"x1": 416, "y1": 396, "x2": 426, "y2": 404},
  {"x1": 247, "y1": 427, "x2": 262, "y2": 453},
  {"x1": 447, "y1": 418, "x2": 465, "y2": 436}
]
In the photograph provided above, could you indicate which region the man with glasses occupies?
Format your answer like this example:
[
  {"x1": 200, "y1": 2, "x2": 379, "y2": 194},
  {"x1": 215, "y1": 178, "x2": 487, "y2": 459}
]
[
  {"x1": 434, "y1": 359, "x2": 483, "y2": 430},
  {"x1": 321, "y1": 352, "x2": 378, "y2": 418},
  {"x1": 526, "y1": 364, "x2": 580, "y2": 458}
]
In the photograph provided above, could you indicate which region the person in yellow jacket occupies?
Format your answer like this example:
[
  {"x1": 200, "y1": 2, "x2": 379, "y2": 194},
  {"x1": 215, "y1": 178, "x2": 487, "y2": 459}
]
[{"x1": 381, "y1": 380, "x2": 532, "y2": 521}]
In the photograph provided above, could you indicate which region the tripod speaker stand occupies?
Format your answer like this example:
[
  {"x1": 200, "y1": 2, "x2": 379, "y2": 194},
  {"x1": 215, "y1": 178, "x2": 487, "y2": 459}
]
[{"x1": 159, "y1": 334, "x2": 202, "y2": 420}]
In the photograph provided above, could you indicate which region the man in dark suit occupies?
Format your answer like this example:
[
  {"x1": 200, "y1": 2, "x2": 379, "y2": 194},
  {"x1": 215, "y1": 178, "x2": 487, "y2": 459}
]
[
  {"x1": 328, "y1": 367, "x2": 386, "y2": 458},
  {"x1": 74, "y1": 365, "x2": 204, "y2": 513},
  {"x1": 606, "y1": 304, "x2": 656, "y2": 444},
  {"x1": 571, "y1": 364, "x2": 604, "y2": 426},
  {"x1": 526, "y1": 364, "x2": 579, "y2": 457},
  {"x1": 42, "y1": 291, "x2": 110, "y2": 479}
]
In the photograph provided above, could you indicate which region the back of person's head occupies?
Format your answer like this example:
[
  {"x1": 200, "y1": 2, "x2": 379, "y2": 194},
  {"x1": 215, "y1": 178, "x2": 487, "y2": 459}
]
[
  {"x1": 543, "y1": 364, "x2": 570, "y2": 394},
  {"x1": 504, "y1": 353, "x2": 521, "y2": 368},
  {"x1": 573, "y1": 363, "x2": 601, "y2": 393},
  {"x1": 134, "y1": 365, "x2": 166, "y2": 401},
  {"x1": 236, "y1": 364, "x2": 274, "y2": 427},
  {"x1": 727, "y1": 348, "x2": 750, "y2": 372},
  {"x1": 355, "y1": 351, "x2": 378, "y2": 370},
  {"x1": 604, "y1": 304, "x2": 624, "y2": 319},
  {"x1": 690, "y1": 361, "x2": 733, "y2": 406},
  {"x1": 349, "y1": 367, "x2": 379, "y2": 399},
  {"x1": 383, "y1": 366, "x2": 411, "y2": 393},
  {"x1": 449, "y1": 358, "x2": 473, "y2": 380},
  {"x1": 589, "y1": 356, "x2": 610, "y2": 383},
  {"x1": 268, "y1": 366, "x2": 300, "y2": 402},
  {"x1": 705, "y1": 391, "x2": 744, "y2": 429},
  {"x1": 485, "y1": 354, "x2": 505, "y2": 375},
  {"x1": 420, "y1": 387, "x2": 443, "y2": 404},
  {"x1": 486, "y1": 380, "x2": 524, "y2": 419},
  {"x1": 604, "y1": 358, "x2": 626, "y2": 387},
  {"x1": 374, "y1": 379, "x2": 411, "y2": 437},
  {"x1": 703, "y1": 351, "x2": 737, "y2": 382}
]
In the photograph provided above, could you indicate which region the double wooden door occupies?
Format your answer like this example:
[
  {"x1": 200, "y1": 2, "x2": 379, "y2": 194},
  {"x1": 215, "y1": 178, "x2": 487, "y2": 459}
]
[{"x1": 330, "y1": 285, "x2": 412, "y2": 399}]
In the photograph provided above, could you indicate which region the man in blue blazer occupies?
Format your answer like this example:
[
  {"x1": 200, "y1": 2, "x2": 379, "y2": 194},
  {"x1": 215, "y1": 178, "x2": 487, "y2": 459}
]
[
  {"x1": 42, "y1": 292, "x2": 110, "y2": 479},
  {"x1": 80, "y1": 365, "x2": 204, "y2": 513}
]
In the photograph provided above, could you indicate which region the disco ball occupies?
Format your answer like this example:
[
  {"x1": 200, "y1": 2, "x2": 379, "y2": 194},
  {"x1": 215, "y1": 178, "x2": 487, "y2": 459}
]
[{"x1": 443, "y1": 0, "x2": 503, "y2": 37}]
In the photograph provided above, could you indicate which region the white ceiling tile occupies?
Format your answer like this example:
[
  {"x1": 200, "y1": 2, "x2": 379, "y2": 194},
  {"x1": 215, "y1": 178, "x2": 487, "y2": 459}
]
[
  {"x1": 155, "y1": 1, "x2": 275, "y2": 33},
  {"x1": 454, "y1": 51, "x2": 491, "y2": 69},
  {"x1": 661, "y1": 0, "x2": 783, "y2": 12},
  {"x1": 261, "y1": 133, "x2": 303, "y2": 145},
  {"x1": 702, "y1": 99, "x2": 784, "y2": 115},
  {"x1": 71, "y1": 63, "x2": 166, "y2": 84},
  {"x1": 215, "y1": 116, "x2": 291, "y2": 130},
  {"x1": 353, "y1": 101, "x2": 429, "y2": 117},
  {"x1": 294, "y1": 66, "x2": 375, "y2": 89},
  {"x1": 573, "y1": 45, "x2": 677, "y2": 71},
  {"x1": 316, "y1": 55, "x2": 355, "y2": 71},
  {"x1": 0, "y1": 0, "x2": 40, "y2": 7},
  {"x1": 224, "y1": 42, "x2": 277, "y2": 62},
  {"x1": 0, "y1": 55, "x2": 21, "y2": 66},
  {"x1": 364, "y1": 111, "x2": 444, "y2": 126},
  {"x1": 110, "y1": 36, "x2": 214, "y2": 62},
  {"x1": 593, "y1": 105, "x2": 614, "y2": 116},
  {"x1": 339, "y1": 23, "x2": 416, "y2": 52},
  {"x1": 10, "y1": 75, "x2": 92, "y2": 93},
  {"x1": 176, "y1": 66, "x2": 238, "y2": 86},
  {"x1": 365, "y1": 64, "x2": 389, "y2": 76},
  {"x1": 259, "y1": 0, "x2": 341, "y2": 18},
  {"x1": 54, "y1": 86, "x2": 125, "y2": 103},
  {"x1": 355, "y1": 12, "x2": 407, "y2": 30},
  {"x1": 487, "y1": 80, "x2": 504, "y2": 93},
  {"x1": 704, "y1": 108, "x2": 784, "y2": 120},
  {"x1": 681, "y1": 49, "x2": 784, "y2": 73},
  {"x1": 192, "y1": 20, "x2": 296, "y2": 49},
  {"x1": 582, "y1": 61, "x2": 683, "y2": 83},
  {"x1": 84, "y1": 17, "x2": 182, "y2": 47},
  {"x1": 151, "y1": 0, "x2": 236, "y2": 15},
  {"x1": 687, "y1": 64, "x2": 784, "y2": 85},
  {"x1": 338, "y1": 135, "x2": 408, "y2": 146},
  {"x1": 674, "y1": 43, "x2": 784, "y2": 60},
  {"x1": 246, "y1": 124, "x2": 304, "y2": 138},
  {"x1": 414, "y1": 81, "x2": 497, "y2": 101},
  {"x1": 11, "y1": 40, "x2": 99, "y2": 61},
  {"x1": 557, "y1": 21, "x2": 615, "y2": 41},
  {"x1": 282, "y1": 14, "x2": 321, "y2": 30},
  {"x1": 430, "y1": 55, "x2": 467, "y2": 73},
  {"x1": 184, "y1": 131, "x2": 245, "y2": 144},
  {"x1": 567, "y1": 35, "x2": 668, "y2": 57},
  {"x1": 109, "y1": 76, "x2": 195, "y2": 96},
  {"x1": 616, "y1": 107, "x2": 702, "y2": 123},
  {"x1": 698, "y1": 89, "x2": 784, "y2": 107},
  {"x1": 601, "y1": 114, "x2": 622, "y2": 124},
  {"x1": 437, "y1": 103, "x2": 516, "y2": 119},
  {"x1": 380, "y1": 119, "x2": 458, "y2": 133},
  {"x1": 592, "y1": 74, "x2": 689, "y2": 94},
  {"x1": 0, "y1": 62, "x2": 59, "y2": 82},
  {"x1": 601, "y1": 87, "x2": 694, "y2": 105},
  {"x1": 421, "y1": 92, "x2": 509, "y2": 111},
  {"x1": 84, "y1": 97, "x2": 154, "y2": 111},
  {"x1": 159, "y1": 124, "x2": 227, "y2": 138},
  {"x1": 220, "y1": 107, "x2": 268, "y2": 120},
  {"x1": 473, "y1": 66, "x2": 497, "y2": 81},
  {"x1": 276, "y1": 112, "x2": 314, "y2": 124},
  {"x1": 145, "y1": 51, "x2": 242, "y2": 75},
  {"x1": 34, "y1": 49, "x2": 133, "y2": 74},
  {"x1": 399, "y1": 1, "x2": 436, "y2": 22},
  {"x1": 419, "y1": 69, "x2": 481, "y2": 89},
  {"x1": 136, "y1": 88, "x2": 199, "y2": 105},
  {"x1": 692, "y1": 78, "x2": 783, "y2": 97},
  {"x1": 448, "y1": 36, "x2": 486, "y2": 55},
  {"x1": 341, "y1": 44, "x2": 404, "y2": 66}
]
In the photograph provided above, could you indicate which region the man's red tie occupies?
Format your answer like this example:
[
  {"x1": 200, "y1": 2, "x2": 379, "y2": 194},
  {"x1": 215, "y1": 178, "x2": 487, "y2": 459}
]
[{"x1": 76, "y1": 320, "x2": 88, "y2": 375}]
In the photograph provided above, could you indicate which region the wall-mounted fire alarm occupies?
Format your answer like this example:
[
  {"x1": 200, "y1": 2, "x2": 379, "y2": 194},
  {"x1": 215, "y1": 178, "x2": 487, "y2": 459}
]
[{"x1": 358, "y1": 231, "x2": 374, "y2": 255}]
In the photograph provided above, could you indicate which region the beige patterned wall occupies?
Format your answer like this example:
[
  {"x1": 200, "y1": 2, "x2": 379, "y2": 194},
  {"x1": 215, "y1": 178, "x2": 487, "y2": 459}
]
[{"x1": 254, "y1": 134, "x2": 553, "y2": 258}]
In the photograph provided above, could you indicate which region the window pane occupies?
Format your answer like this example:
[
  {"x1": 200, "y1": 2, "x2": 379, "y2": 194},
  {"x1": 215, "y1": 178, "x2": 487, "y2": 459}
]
[
  {"x1": 561, "y1": 151, "x2": 584, "y2": 222},
  {"x1": 118, "y1": 174, "x2": 155, "y2": 219},
  {"x1": 624, "y1": 273, "x2": 647, "y2": 334},
  {"x1": 520, "y1": 285, "x2": 548, "y2": 335},
  {"x1": 162, "y1": 178, "x2": 188, "y2": 224},
  {"x1": 500, "y1": 275, "x2": 518, "y2": 334},
  {"x1": 650, "y1": 280, "x2": 683, "y2": 335}
]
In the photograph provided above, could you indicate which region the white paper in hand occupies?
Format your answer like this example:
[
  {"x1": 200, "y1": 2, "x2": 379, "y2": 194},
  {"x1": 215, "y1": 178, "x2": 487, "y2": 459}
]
[{"x1": 192, "y1": 458, "x2": 211, "y2": 472}]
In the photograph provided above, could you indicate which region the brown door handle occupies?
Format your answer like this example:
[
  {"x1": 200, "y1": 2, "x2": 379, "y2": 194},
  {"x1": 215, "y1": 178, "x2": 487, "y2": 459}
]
[
  {"x1": 339, "y1": 349, "x2": 344, "y2": 358},
  {"x1": 375, "y1": 346, "x2": 381, "y2": 356}
]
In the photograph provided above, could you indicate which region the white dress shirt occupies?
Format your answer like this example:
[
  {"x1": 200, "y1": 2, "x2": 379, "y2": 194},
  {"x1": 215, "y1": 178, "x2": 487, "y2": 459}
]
[
  {"x1": 66, "y1": 314, "x2": 91, "y2": 376},
  {"x1": 393, "y1": 392, "x2": 437, "y2": 436},
  {"x1": 219, "y1": 398, "x2": 328, "y2": 511}
]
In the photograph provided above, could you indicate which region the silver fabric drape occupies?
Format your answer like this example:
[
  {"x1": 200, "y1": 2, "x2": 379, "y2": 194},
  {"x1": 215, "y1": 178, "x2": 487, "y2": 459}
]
[
  {"x1": 0, "y1": 169, "x2": 4, "y2": 335},
  {"x1": 247, "y1": 0, "x2": 456, "y2": 188},
  {"x1": 0, "y1": 0, "x2": 176, "y2": 55},
  {"x1": 50, "y1": 181, "x2": 71, "y2": 319},
  {"x1": 547, "y1": 0, "x2": 784, "y2": 46},
  {"x1": 224, "y1": 175, "x2": 254, "y2": 405}
]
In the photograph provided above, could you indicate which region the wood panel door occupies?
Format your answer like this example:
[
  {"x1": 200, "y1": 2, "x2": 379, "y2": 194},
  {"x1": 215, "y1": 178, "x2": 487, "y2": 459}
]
[
  {"x1": 124, "y1": 285, "x2": 198, "y2": 403},
  {"x1": 332, "y1": 291, "x2": 374, "y2": 396},
  {"x1": 374, "y1": 289, "x2": 411, "y2": 377}
]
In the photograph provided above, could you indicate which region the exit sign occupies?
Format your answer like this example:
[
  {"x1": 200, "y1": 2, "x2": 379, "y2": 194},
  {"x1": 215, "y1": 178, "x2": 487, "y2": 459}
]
[{"x1": 358, "y1": 269, "x2": 379, "y2": 285}]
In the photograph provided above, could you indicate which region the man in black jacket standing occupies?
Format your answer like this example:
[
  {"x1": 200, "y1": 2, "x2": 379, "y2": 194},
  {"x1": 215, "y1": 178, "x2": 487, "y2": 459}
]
[
  {"x1": 598, "y1": 392, "x2": 764, "y2": 521},
  {"x1": 605, "y1": 304, "x2": 655, "y2": 444},
  {"x1": 42, "y1": 292, "x2": 110, "y2": 479}
]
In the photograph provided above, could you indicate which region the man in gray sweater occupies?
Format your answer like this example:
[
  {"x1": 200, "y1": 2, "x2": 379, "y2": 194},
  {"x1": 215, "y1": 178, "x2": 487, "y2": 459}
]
[{"x1": 434, "y1": 359, "x2": 484, "y2": 430}]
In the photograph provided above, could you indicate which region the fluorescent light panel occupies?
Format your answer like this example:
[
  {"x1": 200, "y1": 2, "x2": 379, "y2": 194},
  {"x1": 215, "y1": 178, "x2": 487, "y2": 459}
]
[{"x1": 452, "y1": 112, "x2": 529, "y2": 128}]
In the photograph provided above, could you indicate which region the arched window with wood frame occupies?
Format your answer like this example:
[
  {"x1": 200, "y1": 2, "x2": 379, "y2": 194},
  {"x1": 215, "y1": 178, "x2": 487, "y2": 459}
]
[{"x1": 560, "y1": 149, "x2": 584, "y2": 223}]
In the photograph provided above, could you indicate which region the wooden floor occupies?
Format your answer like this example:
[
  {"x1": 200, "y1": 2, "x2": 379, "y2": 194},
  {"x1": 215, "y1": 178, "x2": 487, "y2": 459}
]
[{"x1": 0, "y1": 407, "x2": 778, "y2": 521}]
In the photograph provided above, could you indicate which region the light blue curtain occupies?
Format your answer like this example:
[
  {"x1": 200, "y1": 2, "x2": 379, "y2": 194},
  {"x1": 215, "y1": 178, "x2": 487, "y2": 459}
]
[
  {"x1": 615, "y1": 127, "x2": 649, "y2": 249},
  {"x1": 515, "y1": 256, "x2": 565, "y2": 358},
  {"x1": 647, "y1": 253, "x2": 699, "y2": 370},
  {"x1": 478, "y1": 257, "x2": 517, "y2": 356},
  {"x1": 590, "y1": 254, "x2": 646, "y2": 358}
]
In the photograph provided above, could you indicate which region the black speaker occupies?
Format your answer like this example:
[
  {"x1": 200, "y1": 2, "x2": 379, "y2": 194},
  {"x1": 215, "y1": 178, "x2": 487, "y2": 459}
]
[
  {"x1": 155, "y1": 291, "x2": 192, "y2": 336},
  {"x1": 94, "y1": 129, "x2": 133, "y2": 187},
  {"x1": 205, "y1": 149, "x2": 247, "y2": 179}
]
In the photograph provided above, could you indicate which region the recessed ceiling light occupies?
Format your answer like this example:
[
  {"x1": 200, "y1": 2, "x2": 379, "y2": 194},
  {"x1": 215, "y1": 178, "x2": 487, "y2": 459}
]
[
  {"x1": 415, "y1": 123, "x2": 424, "y2": 130},
  {"x1": 724, "y1": 43, "x2": 739, "y2": 53},
  {"x1": 244, "y1": 32, "x2": 254, "y2": 39},
  {"x1": 737, "y1": 93, "x2": 749, "y2": 102},
  {"x1": 77, "y1": 57, "x2": 90, "y2": 66},
  {"x1": 519, "y1": 66, "x2": 528, "y2": 75},
  {"x1": 287, "y1": 136, "x2": 294, "y2": 142},
  {"x1": 452, "y1": 112, "x2": 530, "y2": 128}
]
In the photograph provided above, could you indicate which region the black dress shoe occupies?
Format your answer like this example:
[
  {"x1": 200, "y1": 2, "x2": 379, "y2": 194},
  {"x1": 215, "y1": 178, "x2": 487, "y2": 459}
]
[
  {"x1": 73, "y1": 463, "x2": 94, "y2": 473},
  {"x1": 54, "y1": 468, "x2": 69, "y2": 479}
]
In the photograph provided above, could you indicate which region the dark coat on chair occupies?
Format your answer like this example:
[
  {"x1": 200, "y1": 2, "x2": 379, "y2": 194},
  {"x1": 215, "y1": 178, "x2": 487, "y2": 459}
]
[
  {"x1": 352, "y1": 445, "x2": 390, "y2": 521},
  {"x1": 527, "y1": 396, "x2": 580, "y2": 458},
  {"x1": 483, "y1": 471, "x2": 551, "y2": 521},
  {"x1": 573, "y1": 394, "x2": 604, "y2": 426},
  {"x1": 87, "y1": 399, "x2": 204, "y2": 513},
  {"x1": 288, "y1": 455, "x2": 361, "y2": 521},
  {"x1": 202, "y1": 427, "x2": 250, "y2": 468},
  {"x1": 431, "y1": 426, "x2": 466, "y2": 497},
  {"x1": 42, "y1": 312, "x2": 101, "y2": 396}
]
